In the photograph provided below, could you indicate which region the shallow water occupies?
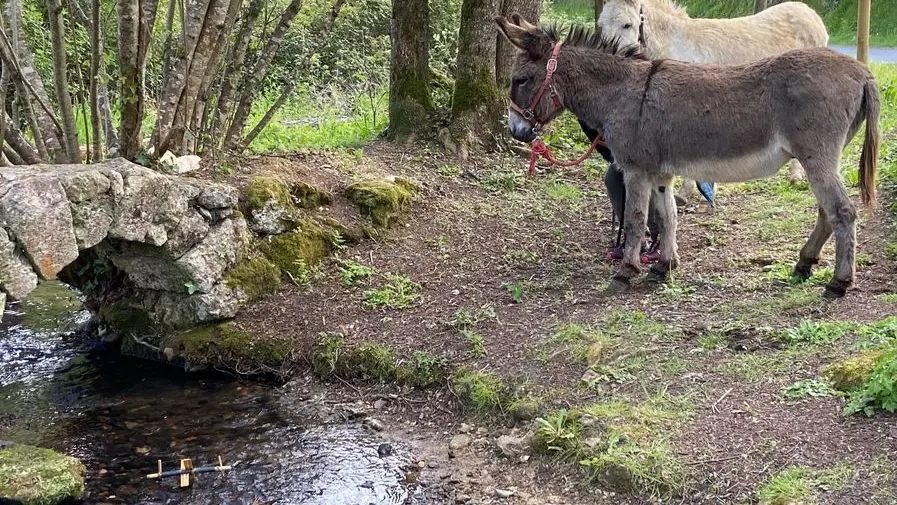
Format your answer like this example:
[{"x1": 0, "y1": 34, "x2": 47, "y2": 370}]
[{"x1": 1, "y1": 282, "x2": 437, "y2": 505}]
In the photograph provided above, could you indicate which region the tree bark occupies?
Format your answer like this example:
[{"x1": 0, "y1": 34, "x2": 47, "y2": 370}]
[
  {"x1": 0, "y1": 58, "x2": 9, "y2": 161},
  {"x1": 89, "y1": 0, "x2": 102, "y2": 159},
  {"x1": 3, "y1": 112, "x2": 41, "y2": 164},
  {"x1": 496, "y1": 0, "x2": 539, "y2": 87},
  {"x1": 151, "y1": 0, "x2": 213, "y2": 153},
  {"x1": 116, "y1": 0, "x2": 141, "y2": 158},
  {"x1": 210, "y1": 0, "x2": 263, "y2": 148},
  {"x1": 386, "y1": 0, "x2": 433, "y2": 141},
  {"x1": 222, "y1": 0, "x2": 305, "y2": 151},
  {"x1": 237, "y1": 0, "x2": 347, "y2": 152},
  {"x1": 448, "y1": 0, "x2": 502, "y2": 154},
  {"x1": 754, "y1": 0, "x2": 767, "y2": 13},
  {"x1": 6, "y1": 0, "x2": 65, "y2": 162},
  {"x1": 45, "y1": 0, "x2": 80, "y2": 162}
]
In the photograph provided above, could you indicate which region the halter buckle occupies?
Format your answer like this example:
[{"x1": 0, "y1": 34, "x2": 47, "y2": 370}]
[
  {"x1": 522, "y1": 109, "x2": 535, "y2": 121},
  {"x1": 546, "y1": 58, "x2": 557, "y2": 73}
]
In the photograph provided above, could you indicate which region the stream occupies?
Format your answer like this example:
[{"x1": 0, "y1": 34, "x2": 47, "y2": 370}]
[{"x1": 1, "y1": 282, "x2": 440, "y2": 505}]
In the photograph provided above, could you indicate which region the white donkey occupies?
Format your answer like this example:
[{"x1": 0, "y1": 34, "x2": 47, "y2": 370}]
[{"x1": 598, "y1": 0, "x2": 829, "y2": 204}]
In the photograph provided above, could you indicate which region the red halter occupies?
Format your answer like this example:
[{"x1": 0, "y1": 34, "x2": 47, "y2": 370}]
[
  {"x1": 509, "y1": 41, "x2": 608, "y2": 177},
  {"x1": 508, "y1": 41, "x2": 565, "y2": 132}
]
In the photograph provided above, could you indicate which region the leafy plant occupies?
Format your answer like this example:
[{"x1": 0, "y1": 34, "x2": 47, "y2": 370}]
[
  {"x1": 844, "y1": 349, "x2": 897, "y2": 416},
  {"x1": 782, "y1": 379, "x2": 837, "y2": 399},
  {"x1": 338, "y1": 259, "x2": 378, "y2": 286},
  {"x1": 448, "y1": 306, "x2": 496, "y2": 329},
  {"x1": 461, "y1": 329, "x2": 486, "y2": 357},
  {"x1": 362, "y1": 274, "x2": 420, "y2": 309},
  {"x1": 783, "y1": 320, "x2": 852, "y2": 346},
  {"x1": 502, "y1": 280, "x2": 530, "y2": 303},
  {"x1": 535, "y1": 409, "x2": 579, "y2": 453},
  {"x1": 184, "y1": 281, "x2": 200, "y2": 295}
]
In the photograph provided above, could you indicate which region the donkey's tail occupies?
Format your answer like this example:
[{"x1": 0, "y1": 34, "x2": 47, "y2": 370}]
[{"x1": 859, "y1": 78, "x2": 880, "y2": 207}]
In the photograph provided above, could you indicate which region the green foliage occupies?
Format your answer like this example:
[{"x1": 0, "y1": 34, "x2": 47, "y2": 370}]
[
  {"x1": 783, "y1": 320, "x2": 852, "y2": 347},
  {"x1": 452, "y1": 368, "x2": 508, "y2": 410},
  {"x1": 338, "y1": 259, "x2": 378, "y2": 287},
  {"x1": 448, "y1": 306, "x2": 496, "y2": 329},
  {"x1": 399, "y1": 351, "x2": 448, "y2": 387},
  {"x1": 0, "y1": 444, "x2": 85, "y2": 505},
  {"x1": 758, "y1": 464, "x2": 854, "y2": 505},
  {"x1": 461, "y1": 329, "x2": 486, "y2": 357},
  {"x1": 502, "y1": 280, "x2": 529, "y2": 303},
  {"x1": 782, "y1": 379, "x2": 837, "y2": 399},
  {"x1": 845, "y1": 348, "x2": 897, "y2": 416},
  {"x1": 535, "y1": 409, "x2": 579, "y2": 453},
  {"x1": 362, "y1": 274, "x2": 421, "y2": 309}
]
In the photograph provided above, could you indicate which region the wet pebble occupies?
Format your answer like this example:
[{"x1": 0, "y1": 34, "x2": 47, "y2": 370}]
[
  {"x1": 377, "y1": 443, "x2": 392, "y2": 457},
  {"x1": 448, "y1": 434, "x2": 471, "y2": 453},
  {"x1": 364, "y1": 417, "x2": 385, "y2": 432},
  {"x1": 495, "y1": 488, "x2": 515, "y2": 498}
]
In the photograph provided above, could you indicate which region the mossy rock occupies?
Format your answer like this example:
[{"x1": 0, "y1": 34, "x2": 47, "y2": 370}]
[
  {"x1": 823, "y1": 349, "x2": 888, "y2": 392},
  {"x1": 166, "y1": 322, "x2": 291, "y2": 369},
  {"x1": 291, "y1": 181, "x2": 334, "y2": 209},
  {"x1": 18, "y1": 281, "x2": 83, "y2": 334},
  {"x1": 99, "y1": 300, "x2": 154, "y2": 334},
  {"x1": 256, "y1": 219, "x2": 330, "y2": 278},
  {"x1": 0, "y1": 444, "x2": 85, "y2": 505},
  {"x1": 243, "y1": 177, "x2": 298, "y2": 235},
  {"x1": 344, "y1": 180, "x2": 413, "y2": 228},
  {"x1": 225, "y1": 255, "x2": 282, "y2": 303}
]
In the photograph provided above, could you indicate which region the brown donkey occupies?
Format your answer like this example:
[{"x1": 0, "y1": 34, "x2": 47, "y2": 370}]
[{"x1": 495, "y1": 15, "x2": 879, "y2": 299}]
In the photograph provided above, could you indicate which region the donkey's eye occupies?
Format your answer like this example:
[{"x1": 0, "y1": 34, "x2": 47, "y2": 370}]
[
  {"x1": 622, "y1": 23, "x2": 633, "y2": 29},
  {"x1": 512, "y1": 77, "x2": 529, "y2": 87}
]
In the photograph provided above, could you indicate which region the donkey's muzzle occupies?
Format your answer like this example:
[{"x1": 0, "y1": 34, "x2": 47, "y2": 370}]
[{"x1": 507, "y1": 111, "x2": 537, "y2": 143}]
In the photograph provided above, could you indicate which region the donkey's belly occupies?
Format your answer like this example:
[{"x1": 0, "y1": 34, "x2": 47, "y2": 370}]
[{"x1": 662, "y1": 143, "x2": 791, "y2": 183}]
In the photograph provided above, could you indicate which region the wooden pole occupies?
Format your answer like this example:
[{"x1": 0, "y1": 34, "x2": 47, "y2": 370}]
[
  {"x1": 857, "y1": 0, "x2": 871, "y2": 63},
  {"x1": 594, "y1": 0, "x2": 603, "y2": 30},
  {"x1": 754, "y1": 0, "x2": 767, "y2": 14}
]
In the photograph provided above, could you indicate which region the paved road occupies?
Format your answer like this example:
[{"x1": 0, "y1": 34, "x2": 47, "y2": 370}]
[{"x1": 829, "y1": 45, "x2": 897, "y2": 63}]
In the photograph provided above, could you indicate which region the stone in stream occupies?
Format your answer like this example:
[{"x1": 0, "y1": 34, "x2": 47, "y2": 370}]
[{"x1": 0, "y1": 443, "x2": 85, "y2": 505}]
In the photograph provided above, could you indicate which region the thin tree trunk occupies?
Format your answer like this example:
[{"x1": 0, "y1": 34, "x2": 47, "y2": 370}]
[
  {"x1": 89, "y1": 0, "x2": 102, "y2": 159},
  {"x1": 386, "y1": 0, "x2": 432, "y2": 141},
  {"x1": 448, "y1": 0, "x2": 502, "y2": 154},
  {"x1": 754, "y1": 0, "x2": 767, "y2": 13},
  {"x1": 151, "y1": 0, "x2": 213, "y2": 153},
  {"x1": 45, "y1": 0, "x2": 80, "y2": 163},
  {"x1": 236, "y1": 0, "x2": 347, "y2": 152},
  {"x1": 117, "y1": 0, "x2": 140, "y2": 158},
  {"x1": 98, "y1": 81, "x2": 119, "y2": 154},
  {"x1": 222, "y1": 0, "x2": 305, "y2": 151},
  {"x1": 210, "y1": 0, "x2": 262, "y2": 148},
  {"x1": 4, "y1": 144, "x2": 25, "y2": 165},
  {"x1": 5, "y1": 0, "x2": 64, "y2": 161},
  {"x1": 594, "y1": 0, "x2": 603, "y2": 29},
  {"x1": 3, "y1": 112, "x2": 40, "y2": 163},
  {"x1": 496, "y1": 0, "x2": 539, "y2": 87},
  {"x1": 159, "y1": 0, "x2": 178, "y2": 86},
  {"x1": 0, "y1": 59, "x2": 8, "y2": 161}
]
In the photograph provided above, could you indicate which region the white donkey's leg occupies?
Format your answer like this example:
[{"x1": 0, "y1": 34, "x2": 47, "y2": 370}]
[
  {"x1": 607, "y1": 169, "x2": 651, "y2": 293},
  {"x1": 675, "y1": 177, "x2": 696, "y2": 206},
  {"x1": 788, "y1": 158, "x2": 805, "y2": 182},
  {"x1": 648, "y1": 174, "x2": 680, "y2": 282}
]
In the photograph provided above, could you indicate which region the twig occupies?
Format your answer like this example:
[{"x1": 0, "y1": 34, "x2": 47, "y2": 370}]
[{"x1": 711, "y1": 387, "x2": 734, "y2": 413}]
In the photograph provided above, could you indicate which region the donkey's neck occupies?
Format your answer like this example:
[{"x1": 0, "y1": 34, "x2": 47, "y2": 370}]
[{"x1": 554, "y1": 48, "x2": 649, "y2": 131}]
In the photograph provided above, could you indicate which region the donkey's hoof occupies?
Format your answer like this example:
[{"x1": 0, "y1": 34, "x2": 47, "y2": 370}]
[
  {"x1": 791, "y1": 266, "x2": 813, "y2": 281},
  {"x1": 822, "y1": 283, "x2": 848, "y2": 300},
  {"x1": 605, "y1": 276, "x2": 631, "y2": 295}
]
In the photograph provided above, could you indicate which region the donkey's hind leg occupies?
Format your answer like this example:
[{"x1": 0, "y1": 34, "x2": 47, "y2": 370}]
[
  {"x1": 648, "y1": 174, "x2": 680, "y2": 282},
  {"x1": 802, "y1": 159, "x2": 857, "y2": 298},
  {"x1": 607, "y1": 169, "x2": 652, "y2": 294},
  {"x1": 792, "y1": 207, "x2": 832, "y2": 280}
]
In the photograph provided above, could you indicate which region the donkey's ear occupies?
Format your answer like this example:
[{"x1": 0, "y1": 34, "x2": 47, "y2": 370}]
[
  {"x1": 510, "y1": 13, "x2": 538, "y2": 31},
  {"x1": 495, "y1": 15, "x2": 551, "y2": 58}
]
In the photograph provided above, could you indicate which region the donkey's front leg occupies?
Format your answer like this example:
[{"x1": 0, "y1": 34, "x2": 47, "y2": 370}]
[
  {"x1": 607, "y1": 170, "x2": 651, "y2": 294},
  {"x1": 648, "y1": 175, "x2": 680, "y2": 282}
]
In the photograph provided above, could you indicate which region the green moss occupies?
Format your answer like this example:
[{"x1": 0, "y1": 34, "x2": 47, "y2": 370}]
[
  {"x1": 312, "y1": 332, "x2": 347, "y2": 377},
  {"x1": 18, "y1": 281, "x2": 83, "y2": 334},
  {"x1": 225, "y1": 255, "x2": 282, "y2": 302},
  {"x1": 451, "y1": 67, "x2": 500, "y2": 117},
  {"x1": 509, "y1": 396, "x2": 543, "y2": 421},
  {"x1": 245, "y1": 176, "x2": 295, "y2": 212},
  {"x1": 167, "y1": 323, "x2": 291, "y2": 368},
  {"x1": 257, "y1": 220, "x2": 330, "y2": 277},
  {"x1": 99, "y1": 301, "x2": 154, "y2": 334},
  {"x1": 345, "y1": 180, "x2": 412, "y2": 228},
  {"x1": 0, "y1": 444, "x2": 85, "y2": 505},
  {"x1": 452, "y1": 368, "x2": 509, "y2": 411},
  {"x1": 344, "y1": 343, "x2": 398, "y2": 382},
  {"x1": 396, "y1": 351, "x2": 447, "y2": 387},
  {"x1": 291, "y1": 181, "x2": 334, "y2": 209},
  {"x1": 310, "y1": 334, "x2": 445, "y2": 387},
  {"x1": 823, "y1": 349, "x2": 888, "y2": 392}
]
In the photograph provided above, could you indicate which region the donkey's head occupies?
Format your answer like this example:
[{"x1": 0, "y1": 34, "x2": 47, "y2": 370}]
[
  {"x1": 597, "y1": 0, "x2": 643, "y2": 48},
  {"x1": 494, "y1": 14, "x2": 565, "y2": 143}
]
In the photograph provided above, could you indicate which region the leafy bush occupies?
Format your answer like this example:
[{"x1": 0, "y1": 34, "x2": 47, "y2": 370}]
[{"x1": 845, "y1": 349, "x2": 897, "y2": 416}]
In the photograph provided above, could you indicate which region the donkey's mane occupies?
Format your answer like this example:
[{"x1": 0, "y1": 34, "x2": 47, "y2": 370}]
[{"x1": 542, "y1": 24, "x2": 648, "y2": 60}]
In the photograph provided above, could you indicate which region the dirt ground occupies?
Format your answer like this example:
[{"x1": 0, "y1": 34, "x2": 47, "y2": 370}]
[{"x1": 216, "y1": 138, "x2": 897, "y2": 505}]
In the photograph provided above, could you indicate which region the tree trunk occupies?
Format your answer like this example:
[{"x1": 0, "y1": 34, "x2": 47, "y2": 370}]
[
  {"x1": 222, "y1": 0, "x2": 304, "y2": 151},
  {"x1": 496, "y1": 0, "x2": 539, "y2": 87},
  {"x1": 3, "y1": 112, "x2": 41, "y2": 163},
  {"x1": 45, "y1": 0, "x2": 80, "y2": 163},
  {"x1": 0, "y1": 57, "x2": 9, "y2": 161},
  {"x1": 386, "y1": 0, "x2": 433, "y2": 141},
  {"x1": 116, "y1": 0, "x2": 141, "y2": 159},
  {"x1": 89, "y1": 0, "x2": 102, "y2": 159},
  {"x1": 151, "y1": 0, "x2": 213, "y2": 153},
  {"x1": 6, "y1": 0, "x2": 65, "y2": 162},
  {"x1": 754, "y1": 0, "x2": 767, "y2": 13},
  {"x1": 594, "y1": 0, "x2": 603, "y2": 29},
  {"x1": 210, "y1": 0, "x2": 262, "y2": 148},
  {"x1": 237, "y1": 0, "x2": 347, "y2": 152},
  {"x1": 448, "y1": 0, "x2": 502, "y2": 154}
]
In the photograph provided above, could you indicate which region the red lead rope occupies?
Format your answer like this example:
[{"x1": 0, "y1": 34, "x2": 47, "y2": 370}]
[{"x1": 526, "y1": 134, "x2": 608, "y2": 178}]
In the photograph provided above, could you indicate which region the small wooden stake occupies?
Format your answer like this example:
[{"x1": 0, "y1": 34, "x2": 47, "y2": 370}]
[
  {"x1": 179, "y1": 459, "x2": 193, "y2": 488},
  {"x1": 857, "y1": 0, "x2": 871, "y2": 63}
]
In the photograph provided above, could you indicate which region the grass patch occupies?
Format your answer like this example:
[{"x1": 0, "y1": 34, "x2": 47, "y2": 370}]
[
  {"x1": 758, "y1": 464, "x2": 855, "y2": 505},
  {"x1": 783, "y1": 320, "x2": 853, "y2": 347},
  {"x1": 452, "y1": 368, "x2": 509, "y2": 411},
  {"x1": 721, "y1": 353, "x2": 792, "y2": 383},
  {"x1": 362, "y1": 274, "x2": 421, "y2": 309},
  {"x1": 448, "y1": 306, "x2": 496, "y2": 329}
]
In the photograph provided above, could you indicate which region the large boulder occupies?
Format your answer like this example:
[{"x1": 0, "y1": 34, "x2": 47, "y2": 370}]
[{"x1": 0, "y1": 443, "x2": 85, "y2": 505}]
